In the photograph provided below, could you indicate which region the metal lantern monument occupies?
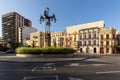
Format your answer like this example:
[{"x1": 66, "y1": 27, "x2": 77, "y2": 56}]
[{"x1": 40, "y1": 7, "x2": 56, "y2": 47}]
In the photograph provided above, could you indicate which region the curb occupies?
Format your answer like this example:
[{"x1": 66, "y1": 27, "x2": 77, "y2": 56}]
[
  {"x1": 0, "y1": 57, "x2": 87, "y2": 63},
  {"x1": 16, "y1": 54, "x2": 73, "y2": 58}
]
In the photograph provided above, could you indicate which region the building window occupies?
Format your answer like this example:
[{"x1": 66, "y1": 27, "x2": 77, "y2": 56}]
[
  {"x1": 106, "y1": 34, "x2": 109, "y2": 39},
  {"x1": 106, "y1": 48, "x2": 109, "y2": 53},
  {"x1": 74, "y1": 38, "x2": 76, "y2": 42},
  {"x1": 94, "y1": 40, "x2": 96, "y2": 45},
  {"x1": 113, "y1": 34, "x2": 115, "y2": 39},
  {"x1": 89, "y1": 32, "x2": 91, "y2": 39},
  {"x1": 70, "y1": 41, "x2": 71, "y2": 45},
  {"x1": 94, "y1": 48, "x2": 96, "y2": 53},
  {"x1": 84, "y1": 41, "x2": 86, "y2": 46},
  {"x1": 101, "y1": 41, "x2": 103, "y2": 46},
  {"x1": 80, "y1": 48, "x2": 82, "y2": 53},
  {"x1": 101, "y1": 35, "x2": 103, "y2": 39},
  {"x1": 106, "y1": 41, "x2": 109, "y2": 46},
  {"x1": 70, "y1": 37, "x2": 72, "y2": 41},
  {"x1": 40, "y1": 35, "x2": 42, "y2": 37},
  {"x1": 80, "y1": 35, "x2": 82, "y2": 40},
  {"x1": 94, "y1": 32, "x2": 96, "y2": 38},
  {"x1": 84, "y1": 33, "x2": 86, "y2": 39},
  {"x1": 89, "y1": 41, "x2": 91, "y2": 46},
  {"x1": 80, "y1": 41, "x2": 82, "y2": 46}
]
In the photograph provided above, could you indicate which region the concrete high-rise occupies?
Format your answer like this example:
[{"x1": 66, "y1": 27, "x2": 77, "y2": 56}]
[{"x1": 2, "y1": 12, "x2": 36, "y2": 45}]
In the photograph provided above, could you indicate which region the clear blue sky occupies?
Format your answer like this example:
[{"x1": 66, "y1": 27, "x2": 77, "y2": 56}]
[{"x1": 0, "y1": 0, "x2": 120, "y2": 36}]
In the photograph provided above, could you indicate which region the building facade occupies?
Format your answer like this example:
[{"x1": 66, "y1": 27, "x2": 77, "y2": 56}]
[
  {"x1": 66, "y1": 20, "x2": 117, "y2": 54},
  {"x1": 79, "y1": 27, "x2": 100, "y2": 54},
  {"x1": 51, "y1": 32, "x2": 65, "y2": 47},
  {"x1": 21, "y1": 26, "x2": 37, "y2": 45},
  {"x1": 99, "y1": 27, "x2": 116, "y2": 54},
  {"x1": 116, "y1": 31, "x2": 120, "y2": 45},
  {"x1": 25, "y1": 31, "x2": 45, "y2": 47},
  {"x1": 2, "y1": 12, "x2": 33, "y2": 45},
  {"x1": 66, "y1": 20, "x2": 105, "y2": 49},
  {"x1": 0, "y1": 37, "x2": 3, "y2": 45},
  {"x1": 63, "y1": 32, "x2": 78, "y2": 48}
]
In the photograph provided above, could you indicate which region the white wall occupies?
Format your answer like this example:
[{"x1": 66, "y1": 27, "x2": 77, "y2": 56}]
[{"x1": 66, "y1": 20, "x2": 104, "y2": 34}]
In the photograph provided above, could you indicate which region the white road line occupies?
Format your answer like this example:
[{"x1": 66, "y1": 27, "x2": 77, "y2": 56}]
[
  {"x1": 69, "y1": 63, "x2": 80, "y2": 66},
  {"x1": 32, "y1": 63, "x2": 56, "y2": 71},
  {"x1": 56, "y1": 75, "x2": 59, "y2": 80},
  {"x1": 32, "y1": 65, "x2": 38, "y2": 71},
  {"x1": 69, "y1": 77, "x2": 83, "y2": 80},
  {"x1": 23, "y1": 75, "x2": 59, "y2": 80},
  {"x1": 45, "y1": 63, "x2": 55, "y2": 65},
  {"x1": 67, "y1": 63, "x2": 107, "y2": 67},
  {"x1": 96, "y1": 71, "x2": 120, "y2": 74},
  {"x1": 67, "y1": 63, "x2": 89, "y2": 67},
  {"x1": 91, "y1": 64, "x2": 106, "y2": 66}
]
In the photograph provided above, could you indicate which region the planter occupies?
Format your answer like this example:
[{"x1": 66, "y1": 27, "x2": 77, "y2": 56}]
[{"x1": 16, "y1": 54, "x2": 73, "y2": 58}]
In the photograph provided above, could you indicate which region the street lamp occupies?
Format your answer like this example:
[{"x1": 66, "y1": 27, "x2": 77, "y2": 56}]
[{"x1": 40, "y1": 7, "x2": 56, "y2": 47}]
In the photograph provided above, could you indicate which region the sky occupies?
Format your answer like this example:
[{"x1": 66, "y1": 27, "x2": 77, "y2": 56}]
[{"x1": 0, "y1": 0, "x2": 120, "y2": 36}]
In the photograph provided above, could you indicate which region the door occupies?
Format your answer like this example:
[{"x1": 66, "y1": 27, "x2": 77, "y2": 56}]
[
  {"x1": 100, "y1": 47, "x2": 104, "y2": 54},
  {"x1": 94, "y1": 48, "x2": 96, "y2": 53}
]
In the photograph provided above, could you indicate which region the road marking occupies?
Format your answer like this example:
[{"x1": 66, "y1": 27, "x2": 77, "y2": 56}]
[
  {"x1": 69, "y1": 63, "x2": 80, "y2": 66},
  {"x1": 32, "y1": 65, "x2": 39, "y2": 71},
  {"x1": 96, "y1": 71, "x2": 120, "y2": 74},
  {"x1": 91, "y1": 64, "x2": 106, "y2": 66},
  {"x1": 69, "y1": 77, "x2": 83, "y2": 80},
  {"x1": 45, "y1": 63, "x2": 55, "y2": 65},
  {"x1": 23, "y1": 75, "x2": 59, "y2": 80},
  {"x1": 32, "y1": 63, "x2": 56, "y2": 71},
  {"x1": 67, "y1": 63, "x2": 89, "y2": 67},
  {"x1": 67, "y1": 63, "x2": 107, "y2": 67}
]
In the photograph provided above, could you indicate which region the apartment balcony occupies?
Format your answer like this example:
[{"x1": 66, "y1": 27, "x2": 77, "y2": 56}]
[
  {"x1": 100, "y1": 44, "x2": 115, "y2": 47},
  {"x1": 100, "y1": 38, "x2": 116, "y2": 40}
]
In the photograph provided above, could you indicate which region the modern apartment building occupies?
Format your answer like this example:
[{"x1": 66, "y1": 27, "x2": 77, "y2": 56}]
[
  {"x1": 2, "y1": 12, "x2": 36, "y2": 45},
  {"x1": 21, "y1": 26, "x2": 37, "y2": 45},
  {"x1": 0, "y1": 37, "x2": 3, "y2": 45}
]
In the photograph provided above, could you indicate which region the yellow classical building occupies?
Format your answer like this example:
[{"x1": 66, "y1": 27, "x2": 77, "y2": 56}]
[
  {"x1": 99, "y1": 27, "x2": 116, "y2": 54},
  {"x1": 51, "y1": 32, "x2": 65, "y2": 47},
  {"x1": 66, "y1": 20, "x2": 105, "y2": 50},
  {"x1": 25, "y1": 31, "x2": 45, "y2": 47}
]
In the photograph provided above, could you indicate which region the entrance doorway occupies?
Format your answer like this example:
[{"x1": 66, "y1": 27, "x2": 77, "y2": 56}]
[
  {"x1": 100, "y1": 47, "x2": 104, "y2": 54},
  {"x1": 94, "y1": 48, "x2": 96, "y2": 53},
  {"x1": 86, "y1": 47, "x2": 89, "y2": 53},
  {"x1": 80, "y1": 48, "x2": 82, "y2": 53}
]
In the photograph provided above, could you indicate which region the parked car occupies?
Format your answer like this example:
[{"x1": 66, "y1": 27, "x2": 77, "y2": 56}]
[{"x1": 6, "y1": 49, "x2": 15, "y2": 53}]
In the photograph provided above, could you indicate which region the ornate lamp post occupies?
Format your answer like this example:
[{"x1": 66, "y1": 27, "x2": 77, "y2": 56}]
[{"x1": 40, "y1": 7, "x2": 56, "y2": 47}]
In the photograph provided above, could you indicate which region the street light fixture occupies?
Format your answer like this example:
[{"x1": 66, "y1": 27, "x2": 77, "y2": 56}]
[{"x1": 40, "y1": 7, "x2": 56, "y2": 47}]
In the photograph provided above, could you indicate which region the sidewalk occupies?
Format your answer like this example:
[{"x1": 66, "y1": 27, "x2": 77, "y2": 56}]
[{"x1": 0, "y1": 53, "x2": 87, "y2": 62}]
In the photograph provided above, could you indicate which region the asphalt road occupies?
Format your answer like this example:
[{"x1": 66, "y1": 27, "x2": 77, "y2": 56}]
[{"x1": 0, "y1": 55, "x2": 120, "y2": 80}]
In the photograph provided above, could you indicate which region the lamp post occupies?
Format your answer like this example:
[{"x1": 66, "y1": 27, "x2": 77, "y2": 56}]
[{"x1": 40, "y1": 7, "x2": 56, "y2": 47}]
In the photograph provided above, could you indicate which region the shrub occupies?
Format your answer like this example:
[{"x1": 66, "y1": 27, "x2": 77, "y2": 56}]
[
  {"x1": 0, "y1": 45, "x2": 9, "y2": 51},
  {"x1": 16, "y1": 47, "x2": 75, "y2": 54}
]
